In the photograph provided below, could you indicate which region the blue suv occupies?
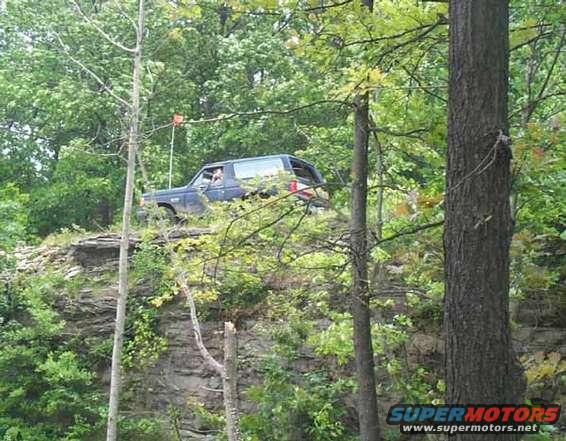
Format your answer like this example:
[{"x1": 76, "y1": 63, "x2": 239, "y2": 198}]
[{"x1": 139, "y1": 154, "x2": 329, "y2": 220}]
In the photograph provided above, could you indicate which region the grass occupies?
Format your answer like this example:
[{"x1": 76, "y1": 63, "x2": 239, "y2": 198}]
[{"x1": 42, "y1": 224, "x2": 92, "y2": 247}]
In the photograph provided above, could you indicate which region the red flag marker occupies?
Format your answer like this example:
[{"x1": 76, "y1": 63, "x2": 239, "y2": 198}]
[{"x1": 172, "y1": 113, "x2": 184, "y2": 127}]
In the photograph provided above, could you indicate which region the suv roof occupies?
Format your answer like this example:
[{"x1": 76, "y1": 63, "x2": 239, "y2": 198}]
[{"x1": 203, "y1": 154, "x2": 313, "y2": 169}]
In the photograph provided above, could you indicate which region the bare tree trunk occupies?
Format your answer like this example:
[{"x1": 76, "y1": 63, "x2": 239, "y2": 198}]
[
  {"x1": 176, "y1": 276, "x2": 241, "y2": 440},
  {"x1": 375, "y1": 137, "x2": 384, "y2": 239},
  {"x1": 223, "y1": 322, "x2": 241, "y2": 441},
  {"x1": 349, "y1": 1, "x2": 380, "y2": 439},
  {"x1": 106, "y1": 1, "x2": 144, "y2": 440},
  {"x1": 444, "y1": 2, "x2": 524, "y2": 441},
  {"x1": 351, "y1": 91, "x2": 380, "y2": 441}
]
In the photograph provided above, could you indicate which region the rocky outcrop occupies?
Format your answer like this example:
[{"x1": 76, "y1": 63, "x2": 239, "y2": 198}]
[
  {"x1": 60, "y1": 289, "x2": 269, "y2": 439},
  {"x1": 69, "y1": 228, "x2": 209, "y2": 267},
  {"x1": 11, "y1": 232, "x2": 566, "y2": 437}
]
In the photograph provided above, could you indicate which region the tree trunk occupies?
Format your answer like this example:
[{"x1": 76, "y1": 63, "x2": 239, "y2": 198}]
[
  {"x1": 349, "y1": 1, "x2": 380, "y2": 439},
  {"x1": 351, "y1": 93, "x2": 380, "y2": 441},
  {"x1": 99, "y1": 198, "x2": 112, "y2": 227},
  {"x1": 106, "y1": 1, "x2": 144, "y2": 440},
  {"x1": 176, "y1": 276, "x2": 242, "y2": 440},
  {"x1": 444, "y1": 2, "x2": 524, "y2": 440},
  {"x1": 223, "y1": 322, "x2": 241, "y2": 441}
]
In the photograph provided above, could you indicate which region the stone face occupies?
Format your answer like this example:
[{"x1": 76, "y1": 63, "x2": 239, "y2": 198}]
[
  {"x1": 69, "y1": 229, "x2": 210, "y2": 268},
  {"x1": 10, "y1": 233, "x2": 566, "y2": 437},
  {"x1": 515, "y1": 327, "x2": 566, "y2": 356},
  {"x1": 18, "y1": 232, "x2": 272, "y2": 438},
  {"x1": 57, "y1": 291, "x2": 118, "y2": 336},
  {"x1": 57, "y1": 290, "x2": 284, "y2": 438}
]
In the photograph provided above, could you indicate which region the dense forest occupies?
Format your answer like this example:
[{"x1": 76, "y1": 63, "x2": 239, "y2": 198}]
[{"x1": 0, "y1": 0, "x2": 565, "y2": 440}]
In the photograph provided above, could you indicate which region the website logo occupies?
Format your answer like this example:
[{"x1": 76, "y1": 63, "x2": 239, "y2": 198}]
[{"x1": 387, "y1": 404, "x2": 560, "y2": 435}]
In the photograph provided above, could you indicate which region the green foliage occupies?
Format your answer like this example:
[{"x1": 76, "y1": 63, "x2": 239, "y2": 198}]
[
  {"x1": 309, "y1": 313, "x2": 353, "y2": 365},
  {"x1": 122, "y1": 302, "x2": 168, "y2": 371},
  {"x1": 512, "y1": 121, "x2": 566, "y2": 236},
  {"x1": 0, "y1": 0, "x2": 340, "y2": 235},
  {"x1": 116, "y1": 416, "x2": 170, "y2": 441},
  {"x1": 30, "y1": 142, "x2": 123, "y2": 235},
  {"x1": 122, "y1": 240, "x2": 173, "y2": 370},
  {"x1": 522, "y1": 351, "x2": 566, "y2": 403},
  {"x1": 185, "y1": 399, "x2": 226, "y2": 435},
  {"x1": 243, "y1": 321, "x2": 356, "y2": 441},
  {"x1": 0, "y1": 184, "x2": 32, "y2": 251},
  {"x1": 132, "y1": 237, "x2": 176, "y2": 305},
  {"x1": 0, "y1": 268, "x2": 173, "y2": 440},
  {"x1": 0, "y1": 272, "x2": 104, "y2": 440},
  {"x1": 178, "y1": 192, "x2": 342, "y2": 318},
  {"x1": 41, "y1": 224, "x2": 89, "y2": 248}
]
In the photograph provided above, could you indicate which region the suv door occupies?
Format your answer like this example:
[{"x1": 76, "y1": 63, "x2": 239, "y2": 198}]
[
  {"x1": 221, "y1": 163, "x2": 247, "y2": 200},
  {"x1": 185, "y1": 166, "x2": 226, "y2": 213}
]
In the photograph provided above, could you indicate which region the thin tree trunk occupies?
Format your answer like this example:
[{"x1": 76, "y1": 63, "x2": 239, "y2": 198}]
[
  {"x1": 369, "y1": 126, "x2": 390, "y2": 357},
  {"x1": 106, "y1": 1, "x2": 144, "y2": 440},
  {"x1": 444, "y1": 3, "x2": 524, "y2": 441},
  {"x1": 351, "y1": 98, "x2": 380, "y2": 441},
  {"x1": 373, "y1": 131, "x2": 384, "y2": 240},
  {"x1": 349, "y1": 0, "x2": 380, "y2": 439},
  {"x1": 223, "y1": 322, "x2": 241, "y2": 441}
]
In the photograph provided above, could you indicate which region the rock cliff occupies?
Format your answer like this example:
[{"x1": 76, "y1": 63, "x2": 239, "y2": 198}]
[{"x1": 11, "y1": 231, "x2": 566, "y2": 438}]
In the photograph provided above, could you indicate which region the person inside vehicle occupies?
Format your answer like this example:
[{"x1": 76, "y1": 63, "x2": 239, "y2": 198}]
[{"x1": 211, "y1": 167, "x2": 224, "y2": 185}]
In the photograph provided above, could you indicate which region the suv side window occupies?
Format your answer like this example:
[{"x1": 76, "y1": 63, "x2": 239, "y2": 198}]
[
  {"x1": 233, "y1": 158, "x2": 285, "y2": 180},
  {"x1": 193, "y1": 166, "x2": 224, "y2": 187},
  {"x1": 290, "y1": 159, "x2": 318, "y2": 183}
]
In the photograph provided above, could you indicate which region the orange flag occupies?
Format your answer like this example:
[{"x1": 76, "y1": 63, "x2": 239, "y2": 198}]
[{"x1": 172, "y1": 113, "x2": 184, "y2": 127}]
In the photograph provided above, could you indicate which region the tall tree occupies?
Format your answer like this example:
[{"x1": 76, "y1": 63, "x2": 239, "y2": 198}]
[
  {"x1": 444, "y1": 0, "x2": 524, "y2": 433},
  {"x1": 350, "y1": 0, "x2": 380, "y2": 439},
  {"x1": 106, "y1": 0, "x2": 145, "y2": 439}
]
